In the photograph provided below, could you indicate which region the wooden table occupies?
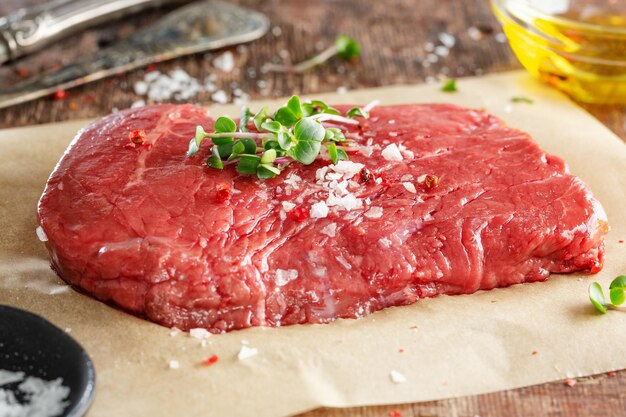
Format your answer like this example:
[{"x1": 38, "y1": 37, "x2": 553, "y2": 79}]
[{"x1": 1, "y1": 1, "x2": 625, "y2": 416}]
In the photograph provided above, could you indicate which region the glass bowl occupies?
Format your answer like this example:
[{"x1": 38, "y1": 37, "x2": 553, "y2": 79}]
[{"x1": 492, "y1": 0, "x2": 626, "y2": 103}]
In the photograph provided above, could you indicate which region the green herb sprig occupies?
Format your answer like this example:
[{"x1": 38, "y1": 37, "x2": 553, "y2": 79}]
[
  {"x1": 264, "y1": 35, "x2": 360, "y2": 73},
  {"x1": 441, "y1": 78, "x2": 458, "y2": 93},
  {"x1": 187, "y1": 96, "x2": 376, "y2": 179},
  {"x1": 588, "y1": 275, "x2": 626, "y2": 314}
]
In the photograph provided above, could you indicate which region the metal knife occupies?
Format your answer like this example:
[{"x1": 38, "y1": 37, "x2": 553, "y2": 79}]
[
  {"x1": 0, "y1": 0, "x2": 188, "y2": 65},
  {"x1": 0, "y1": 1, "x2": 269, "y2": 109}
]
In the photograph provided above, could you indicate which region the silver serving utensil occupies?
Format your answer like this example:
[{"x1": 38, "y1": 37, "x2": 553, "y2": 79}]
[
  {"x1": 0, "y1": 0, "x2": 187, "y2": 65},
  {"x1": 0, "y1": 1, "x2": 269, "y2": 109}
]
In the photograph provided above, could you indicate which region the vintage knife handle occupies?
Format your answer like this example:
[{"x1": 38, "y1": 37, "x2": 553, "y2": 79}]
[{"x1": 0, "y1": 0, "x2": 183, "y2": 64}]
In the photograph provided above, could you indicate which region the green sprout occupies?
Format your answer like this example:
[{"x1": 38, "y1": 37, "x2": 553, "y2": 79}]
[{"x1": 588, "y1": 275, "x2": 626, "y2": 314}]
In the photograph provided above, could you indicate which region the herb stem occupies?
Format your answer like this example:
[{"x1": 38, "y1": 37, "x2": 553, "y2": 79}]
[
  {"x1": 206, "y1": 132, "x2": 274, "y2": 140},
  {"x1": 265, "y1": 46, "x2": 338, "y2": 73},
  {"x1": 309, "y1": 113, "x2": 359, "y2": 125},
  {"x1": 362, "y1": 99, "x2": 380, "y2": 113}
]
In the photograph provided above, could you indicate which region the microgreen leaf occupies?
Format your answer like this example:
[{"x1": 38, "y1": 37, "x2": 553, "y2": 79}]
[
  {"x1": 237, "y1": 154, "x2": 261, "y2": 175},
  {"x1": 257, "y1": 163, "x2": 281, "y2": 179},
  {"x1": 187, "y1": 138, "x2": 200, "y2": 157},
  {"x1": 207, "y1": 146, "x2": 223, "y2": 169},
  {"x1": 240, "y1": 138, "x2": 258, "y2": 154},
  {"x1": 253, "y1": 106, "x2": 270, "y2": 131},
  {"x1": 609, "y1": 275, "x2": 626, "y2": 306},
  {"x1": 239, "y1": 106, "x2": 251, "y2": 132},
  {"x1": 231, "y1": 141, "x2": 245, "y2": 155},
  {"x1": 511, "y1": 96, "x2": 534, "y2": 104},
  {"x1": 261, "y1": 121, "x2": 283, "y2": 134},
  {"x1": 213, "y1": 116, "x2": 237, "y2": 145},
  {"x1": 187, "y1": 125, "x2": 208, "y2": 156},
  {"x1": 277, "y1": 131, "x2": 293, "y2": 150},
  {"x1": 216, "y1": 142, "x2": 234, "y2": 158},
  {"x1": 327, "y1": 142, "x2": 339, "y2": 164},
  {"x1": 346, "y1": 107, "x2": 369, "y2": 119},
  {"x1": 336, "y1": 147, "x2": 348, "y2": 161},
  {"x1": 588, "y1": 282, "x2": 608, "y2": 314},
  {"x1": 288, "y1": 118, "x2": 325, "y2": 164},
  {"x1": 441, "y1": 78, "x2": 458, "y2": 93},
  {"x1": 260, "y1": 148, "x2": 277, "y2": 165},
  {"x1": 274, "y1": 96, "x2": 303, "y2": 127},
  {"x1": 334, "y1": 35, "x2": 361, "y2": 60}
]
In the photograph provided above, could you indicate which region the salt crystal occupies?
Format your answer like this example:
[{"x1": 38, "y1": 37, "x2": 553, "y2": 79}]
[
  {"x1": 281, "y1": 201, "x2": 296, "y2": 212},
  {"x1": 402, "y1": 182, "x2": 417, "y2": 193},
  {"x1": 379, "y1": 238, "x2": 392, "y2": 248},
  {"x1": 310, "y1": 201, "x2": 329, "y2": 218},
  {"x1": 365, "y1": 206, "x2": 383, "y2": 219},
  {"x1": 417, "y1": 174, "x2": 427, "y2": 183},
  {"x1": 468, "y1": 26, "x2": 482, "y2": 41},
  {"x1": 338, "y1": 194, "x2": 363, "y2": 211},
  {"x1": 438, "y1": 32, "x2": 456, "y2": 48},
  {"x1": 375, "y1": 177, "x2": 383, "y2": 184},
  {"x1": 435, "y1": 46, "x2": 449, "y2": 57},
  {"x1": 336, "y1": 86, "x2": 348, "y2": 95},
  {"x1": 390, "y1": 370, "x2": 406, "y2": 384},
  {"x1": 320, "y1": 223, "x2": 337, "y2": 238},
  {"x1": 279, "y1": 210, "x2": 287, "y2": 221},
  {"x1": 213, "y1": 51, "x2": 235, "y2": 72},
  {"x1": 389, "y1": 132, "x2": 398, "y2": 137},
  {"x1": 388, "y1": 119, "x2": 395, "y2": 124},
  {"x1": 131, "y1": 100, "x2": 145, "y2": 108},
  {"x1": 335, "y1": 255, "x2": 352, "y2": 270},
  {"x1": 275, "y1": 269, "x2": 298, "y2": 286},
  {"x1": 35, "y1": 226, "x2": 48, "y2": 242},
  {"x1": 382, "y1": 144, "x2": 403, "y2": 161},
  {"x1": 170, "y1": 328, "x2": 181, "y2": 337},
  {"x1": 133, "y1": 81, "x2": 148, "y2": 95},
  {"x1": 330, "y1": 160, "x2": 364, "y2": 178},
  {"x1": 169, "y1": 360, "x2": 180, "y2": 369},
  {"x1": 238, "y1": 345, "x2": 258, "y2": 360},
  {"x1": 190, "y1": 328, "x2": 211, "y2": 340},
  {"x1": 272, "y1": 26, "x2": 282, "y2": 36},
  {"x1": 211, "y1": 90, "x2": 228, "y2": 104}
]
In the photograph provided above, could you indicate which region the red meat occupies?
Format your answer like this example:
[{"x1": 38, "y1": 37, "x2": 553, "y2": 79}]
[{"x1": 37, "y1": 103, "x2": 607, "y2": 332}]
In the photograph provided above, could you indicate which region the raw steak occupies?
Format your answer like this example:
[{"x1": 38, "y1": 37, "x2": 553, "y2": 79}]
[{"x1": 37, "y1": 103, "x2": 608, "y2": 332}]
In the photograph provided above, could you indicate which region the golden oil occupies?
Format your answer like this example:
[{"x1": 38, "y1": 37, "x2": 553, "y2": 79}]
[{"x1": 492, "y1": 0, "x2": 626, "y2": 103}]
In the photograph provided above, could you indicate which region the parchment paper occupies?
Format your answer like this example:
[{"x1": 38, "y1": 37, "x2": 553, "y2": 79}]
[{"x1": 1, "y1": 71, "x2": 625, "y2": 417}]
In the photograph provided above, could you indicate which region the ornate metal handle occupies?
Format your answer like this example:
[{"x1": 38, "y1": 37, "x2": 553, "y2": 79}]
[{"x1": 0, "y1": 0, "x2": 184, "y2": 64}]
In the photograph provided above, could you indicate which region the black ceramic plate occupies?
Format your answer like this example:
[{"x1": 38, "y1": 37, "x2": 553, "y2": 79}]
[{"x1": 0, "y1": 305, "x2": 96, "y2": 417}]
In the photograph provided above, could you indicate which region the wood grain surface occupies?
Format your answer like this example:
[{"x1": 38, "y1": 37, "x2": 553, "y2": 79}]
[{"x1": 1, "y1": 1, "x2": 625, "y2": 416}]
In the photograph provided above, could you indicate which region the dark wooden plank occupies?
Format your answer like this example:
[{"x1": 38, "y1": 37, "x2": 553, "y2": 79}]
[{"x1": 0, "y1": 1, "x2": 624, "y2": 416}]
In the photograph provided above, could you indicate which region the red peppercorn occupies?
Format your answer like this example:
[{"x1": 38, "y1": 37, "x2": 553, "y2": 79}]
[
  {"x1": 53, "y1": 89, "x2": 68, "y2": 101},
  {"x1": 357, "y1": 167, "x2": 372, "y2": 184},
  {"x1": 389, "y1": 410, "x2": 402, "y2": 417},
  {"x1": 424, "y1": 174, "x2": 438, "y2": 189},
  {"x1": 128, "y1": 129, "x2": 147, "y2": 145},
  {"x1": 287, "y1": 207, "x2": 308, "y2": 222},
  {"x1": 214, "y1": 183, "x2": 231, "y2": 203},
  {"x1": 202, "y1": 354, "x2": 219, "y2": 366}
]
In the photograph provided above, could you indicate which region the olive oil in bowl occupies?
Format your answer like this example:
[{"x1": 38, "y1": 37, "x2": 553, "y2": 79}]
[{"x1": 492, "y1": 0, "x2": 626, "y2": 103}]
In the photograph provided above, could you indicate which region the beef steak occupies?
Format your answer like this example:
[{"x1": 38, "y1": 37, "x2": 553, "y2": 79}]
[{"x1": 37, "y1": 103, "x2": 607, "y2": 332}]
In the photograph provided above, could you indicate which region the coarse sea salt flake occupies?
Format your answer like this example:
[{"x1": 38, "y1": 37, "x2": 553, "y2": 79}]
[
  {"x1": 213, "y1": 51, "x2": 235, "y2": 72},
  {"x1": 275, "y1": 269, "x2": 298, "y2": 286},
  {"x1": 310, "y1": 201, "x2": 329, "y2": 218},
  {"x1": 330, "y1": 160, "x2": 365, "y2": 178},
  {"x1": 417, "y1": 174, "x2": 427, "y2": 183},
  {"x1": 402, "y1": 182, "x2": 417, "y2": 193},
  {"x1": 320, "y1": 223, "x2": 337, "y2": 238},
  {"x1": 238, "y1": 345, "x2": 258, "y2": 360},
  {"x1": 36, "y1": 226, "x2": 48, "y2": 242},
  {"x1": 382, "y1": 144, "x2": 403, "y2": 161},
  {"x1": 190, "y1": 328, "x2": 211, "y2": 340},
  {"x1": 390, "y1": 370, "x2": 407, "y2": 384},
  {"x1": 335, "y1": 255, "x2": 352, "y2": 270},
  {"x1": 365, "y1": 206, "x2": 383, "y2": 219},
  {"x1": 169, "y1": 360, "x2": 180, "y2": 369},
  {"x1": 281, "y1": 201, "x2": 296, "y2": 212}
]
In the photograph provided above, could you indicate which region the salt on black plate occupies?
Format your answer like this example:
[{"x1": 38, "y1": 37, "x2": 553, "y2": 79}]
[{"x1": 0, "y1": 305, "x2": 95, "y2": 417}]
